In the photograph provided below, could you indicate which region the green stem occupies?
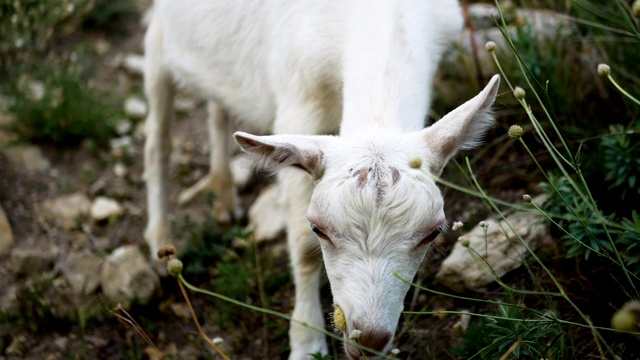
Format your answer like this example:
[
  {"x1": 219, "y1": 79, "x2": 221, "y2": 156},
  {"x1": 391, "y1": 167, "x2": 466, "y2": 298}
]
[
  {"x1": 178, "y1": 273, "x2": 392, "y2": 359},
  {"x1": 607, "y1": 73, "x2": 640, "y2": 106}
]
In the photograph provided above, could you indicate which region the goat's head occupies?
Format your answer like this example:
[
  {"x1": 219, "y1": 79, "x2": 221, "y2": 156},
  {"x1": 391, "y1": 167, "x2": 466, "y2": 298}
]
[{"x1": 234, "y1": 75, "x2": 500, "y2": 358}]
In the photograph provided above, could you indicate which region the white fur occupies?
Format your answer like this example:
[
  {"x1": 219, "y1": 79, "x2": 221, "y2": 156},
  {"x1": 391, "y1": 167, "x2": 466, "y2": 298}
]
[{"x1": 143, "y1": 1, "x2": 499, "y2": 359}]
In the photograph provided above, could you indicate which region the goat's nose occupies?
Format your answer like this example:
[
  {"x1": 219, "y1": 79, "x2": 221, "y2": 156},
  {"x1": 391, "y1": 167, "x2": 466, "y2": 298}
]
[
  {"x1": 359, "y1": 329, "x2": 392, "y2": 353},
  {"x1": 350, "y1": 323, "x2": 392, "y2": 357}
]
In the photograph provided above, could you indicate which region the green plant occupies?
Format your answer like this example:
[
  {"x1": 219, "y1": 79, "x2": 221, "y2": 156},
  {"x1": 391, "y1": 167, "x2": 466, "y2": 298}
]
[
  {"x1": 405, "y1": 1, "x2": 640, "y2": 359},
  {"x1": 0, "y1": 0, "x2": 95, "y2": 67},
  {"x1": 601, "y1": 124, "x2": 640, "y2": 198},
  {"x1": 177, "y1": 216, "x2": 240, "y2": 278},
  {"x1": 9, "y1": 63, "x2": 118, "y2": 146},
  {"x1": 452, "y1": 306, "x2": 565, "y2": 360}
]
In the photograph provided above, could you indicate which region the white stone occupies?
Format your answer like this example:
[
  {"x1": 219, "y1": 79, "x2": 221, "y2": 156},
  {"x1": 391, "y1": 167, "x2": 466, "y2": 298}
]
[
  {"x1": 100, "y1": 245, "x2": 159, "y2": 308},
  {"x1": 115, "y1": 119, "x2": 133, "y2": 135},
  {"x1": 123, "y1": 54, "x2": 145, "y2": 76},
  {"x1": 41, "y1": 192, "x2": 91, "y2": 229},
  {"x1": 113, "y1": 162, "x2": 128, "y2": 178},
  {"x1": 0, "y1": 205, "x2": 14, "y2": 257},
  {"x1": 248, "y1": 184, "x2": 286, "y2": 241},
  {"x1": 25, "y1": 80, "x2": 45, "y2": 101},
  {"x1": 94, "y1": 38, "x2": 111, "y2": 56},
  {"x1": 91, "y1": 196, "x2": 124, "y2": 221},
  {"x1": 123, "y1": 96, "x2": 148, "y2": 119},
  {"x1": 60, "y1": 251, "x2": 103, "y2": 295},
  {"x1": 174, "y1": 97, "x2": 196, "y2": 112},
  {"x1": 436, "y1": 196, "x2": 551, "y2": 292},
  {"x1": 110, "y1": 135, "x2": 135, "y2": 158}
]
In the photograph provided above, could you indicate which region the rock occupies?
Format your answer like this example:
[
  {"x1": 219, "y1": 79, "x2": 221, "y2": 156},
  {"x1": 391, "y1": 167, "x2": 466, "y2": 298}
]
[
  {"x1": 113, "y1": 162, "x2": 128, "y2": 178},
  {"x1": 24, "y1": 80, "x2": 45, "y2": 101},
  {"x1": 110, "y1": 136, "x2": 135, "y2": 158},
  {"x1": 115, "y1": 119, "x2": 133, "y2": 135},
  {"x1": 93, "y1": 38, "x2": 111, "y2": 56},
  {"x1": 0, "y1": 284, "x2": 18, "y2": 316},
  {"x1": 100, "y1": 245, "x2": 159, "y2": 308},
  {"x1": 248, "y1": 184, "x2": 286, "y2": 241},
  {"x1": 169, "y1": 302, "x2": 192, "y2": 320},
  {"x1": 6, "y1": 334, "x2": 28, "y2": 356},
  {"x1": 3, "y1": 145, "x2": 51, "y2": 173},
  {"x1": 444, "y1": 5, "x2": 575, "y2": 80},
  {"x1": 436, "y1": 196, "x2": 551, "y2": 292},
  {"x1": 10, "y1": 244, "x2": 60, "y2": 276},
  {"x1": 90, "y1": 196, "x2": 124, "y2": 221},
  {"x1": 230, "y1": 153, "x2": 254, "y2": 188},
  {"x1": 41, "y1": 192, "x2": 91, "y2": 230},
  {"x1": 60, "y1": 251, "x2": 103, "y2": 295},
  {"x1": 124, "y1": 96, "x2": 148, "y2": 119},
  {"x1": 53, "y1": 336, "x2": 69, "y2": 352},
  {"x1": 0, "y1": 205, "x2": 14, "y2": 257},
  {"x1": 123, "y1": 54, "x2": 145, "y2": 76},
  {"x1": 174, "y1": 97, "x2": 196, "y2": 112}
]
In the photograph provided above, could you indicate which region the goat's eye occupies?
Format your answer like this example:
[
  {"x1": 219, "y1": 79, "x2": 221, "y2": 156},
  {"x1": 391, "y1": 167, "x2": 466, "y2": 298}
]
[
  {"x1": 311, "y1": 225, "x2": 331, "y2": 242},
  {"x1": 418, "y1": 228, "x2": 442, "y2": 246}
]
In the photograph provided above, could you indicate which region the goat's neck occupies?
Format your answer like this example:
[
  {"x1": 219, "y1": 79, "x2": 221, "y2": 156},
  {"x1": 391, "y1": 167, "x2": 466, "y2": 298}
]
[{"x1": 339, "y1": 1, "x2": 433, "y2": 137}]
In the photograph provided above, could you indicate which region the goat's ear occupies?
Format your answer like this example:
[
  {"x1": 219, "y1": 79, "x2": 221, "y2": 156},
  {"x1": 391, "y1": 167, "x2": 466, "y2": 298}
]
[
  {"x1": 420, "y1": 74, "x2": 500, "y2": 175},
  {"x1": 233, "y1": 132, "x2": 330, "y2": 178}
]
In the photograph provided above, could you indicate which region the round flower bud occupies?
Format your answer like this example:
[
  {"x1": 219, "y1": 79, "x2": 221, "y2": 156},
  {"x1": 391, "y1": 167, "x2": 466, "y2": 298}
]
[
  {"x1": 523, "y1": 194, "x2": 532, "y2": 203},
  {"x1": 459, "y1": 237, "x2": 470, "y2": 247},
  {"x1": 513, "y1": 86, "x2": 526, "y2": 100},
  {"x1": 612, "y1": 308, "x2": 636, "y2": 332},
  {"x1": 333, "y1": 305, "x2": 347, "y2": 333},
  {"x1": 485, "y1": 41, "x2": 497, "y2": 52},
  {"x1": 508, "y1": 125, "x2": 523, "y2": 139},
  {"x1": 597, "y1": 64, "x2": 610, "y2": 77},
  {"x1": 391, "y1": 349, "x2": 400, "y2": 356},
  {"x1": 633, "y1": 0, "x2": 640, "y2": 18},
  {"x1": 167, "y1": 258, "x2": 184, "y2": 277},
  {"x1": 409, "y1": 158, "x2": 422, "y2": 169},
  {"x1": 611, "y1": 301, "x2": 640, "y2": 332}
]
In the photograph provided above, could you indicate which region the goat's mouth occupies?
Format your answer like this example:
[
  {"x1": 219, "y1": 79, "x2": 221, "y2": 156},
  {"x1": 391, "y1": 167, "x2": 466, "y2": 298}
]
[
  {"x1": 345, "y1": 342, "x2": 388, "y2": 360},
  {"x1": 342, "y1": 326, "x2": 392, "y2": 360}
]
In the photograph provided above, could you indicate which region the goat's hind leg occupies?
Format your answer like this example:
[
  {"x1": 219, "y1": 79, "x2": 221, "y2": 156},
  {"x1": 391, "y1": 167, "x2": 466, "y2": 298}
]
[
  {"x1": 143, "y1": 12, "x2": 175, "y2": 260},
  {"x1": 177, "y1": 101, "x2": 243, "y2": 223}
]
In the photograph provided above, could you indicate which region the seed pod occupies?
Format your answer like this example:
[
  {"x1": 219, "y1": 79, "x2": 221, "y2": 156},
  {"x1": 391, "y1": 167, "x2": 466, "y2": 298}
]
[
  {"x1": 167, "y1": 258, "x2": 184, "y2": 277},
  {"x1": 333, "y1": 305, "x2": 347, "y2": 333}
]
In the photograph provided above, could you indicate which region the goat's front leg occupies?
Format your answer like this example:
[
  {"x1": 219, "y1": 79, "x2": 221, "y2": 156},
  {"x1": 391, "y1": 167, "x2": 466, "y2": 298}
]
[
  {"x1": 177, "y1": 101, "x2": 242, "y2": 222},
  {"x1": 280, "y1": 168, "x2": 327, "y2": 359},
  {"x1": 143, "y1": 14, "x2": 175, "y2": 260}
]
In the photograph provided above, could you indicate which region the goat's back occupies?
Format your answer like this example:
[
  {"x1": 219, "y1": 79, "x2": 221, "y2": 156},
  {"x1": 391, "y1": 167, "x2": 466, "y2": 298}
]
[{"x1": 151, "y1": 0, "x2": 462, "y2": 133}]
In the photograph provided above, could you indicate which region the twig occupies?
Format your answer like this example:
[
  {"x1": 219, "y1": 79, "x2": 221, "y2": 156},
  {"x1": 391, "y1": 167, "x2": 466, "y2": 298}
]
[
  {"x1": 110, "y1": 304, "x2": 163, "y2": 359},
  {"x1": 176, "y1": 276, "x2": 231, "y2": 360},
  {"x1": 499, "y1": 336, "x2": 521, "y2": 360}
]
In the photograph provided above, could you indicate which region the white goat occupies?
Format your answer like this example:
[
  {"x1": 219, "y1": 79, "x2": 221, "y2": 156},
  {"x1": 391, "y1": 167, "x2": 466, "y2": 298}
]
[{"x1": 143, "y1": 1, "x2": 500, "y2": 359}]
